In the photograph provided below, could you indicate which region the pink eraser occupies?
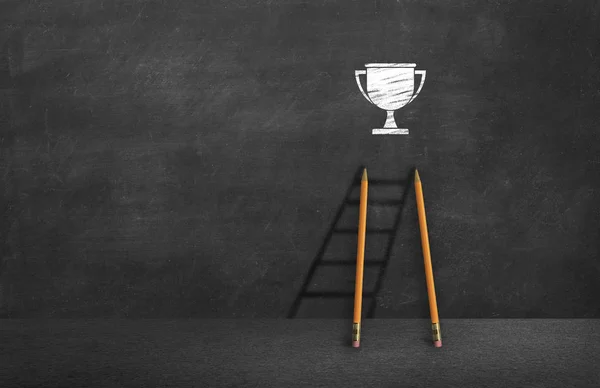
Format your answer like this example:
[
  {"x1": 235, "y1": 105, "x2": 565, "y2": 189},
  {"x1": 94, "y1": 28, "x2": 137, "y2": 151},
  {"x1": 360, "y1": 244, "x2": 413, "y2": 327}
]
[
  {"x1": 434, "y1": 340, "x2": 442, "y2": 348},
  {"x1": 352, "y1": 340, "x2": 360, "y2": 348}
]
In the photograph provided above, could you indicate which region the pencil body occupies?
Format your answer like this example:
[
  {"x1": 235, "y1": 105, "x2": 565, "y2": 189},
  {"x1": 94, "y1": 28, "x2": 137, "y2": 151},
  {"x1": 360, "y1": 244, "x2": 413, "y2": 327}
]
[
  {"x1": 352, "y1": 169, "x2": 368, "y2": 348},
  {"x1": 414, "y1": 170, "x2": 442, "y2": 347}
]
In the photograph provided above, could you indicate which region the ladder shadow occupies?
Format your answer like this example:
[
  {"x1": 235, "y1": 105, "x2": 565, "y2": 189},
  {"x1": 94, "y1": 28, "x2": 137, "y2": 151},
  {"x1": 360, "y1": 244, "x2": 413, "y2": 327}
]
[{"x1": 287, "y1": 166, "x2": 415, "y2": 319}]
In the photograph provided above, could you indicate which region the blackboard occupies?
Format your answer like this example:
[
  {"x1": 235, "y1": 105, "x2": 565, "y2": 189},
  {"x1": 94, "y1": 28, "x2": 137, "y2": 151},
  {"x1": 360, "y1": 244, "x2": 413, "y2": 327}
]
[{"x1": 1, "y1": 0, "x2": 599, "y2": 318}]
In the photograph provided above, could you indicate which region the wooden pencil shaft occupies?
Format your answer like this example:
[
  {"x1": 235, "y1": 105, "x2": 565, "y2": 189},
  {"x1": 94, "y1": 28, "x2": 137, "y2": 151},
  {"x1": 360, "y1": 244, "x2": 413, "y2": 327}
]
[
  {"x1": 415, "y1": 172, "x2": 440, "y2": 324},
  {"x1": 353, "y1": 170, "x2": 368, "y2": 324}
]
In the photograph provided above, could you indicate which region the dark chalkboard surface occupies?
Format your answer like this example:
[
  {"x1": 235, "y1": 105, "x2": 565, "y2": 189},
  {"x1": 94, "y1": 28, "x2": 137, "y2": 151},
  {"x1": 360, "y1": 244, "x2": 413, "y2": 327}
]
[{"x1": 1, "y1": 0, "x2": 599, "y2": 318}]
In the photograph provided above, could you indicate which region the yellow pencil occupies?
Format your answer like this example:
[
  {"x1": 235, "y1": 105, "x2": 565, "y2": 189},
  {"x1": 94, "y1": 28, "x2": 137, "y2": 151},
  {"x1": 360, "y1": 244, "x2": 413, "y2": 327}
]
[
  {"x1": 414, "y1": 169, "x2": 442, "y2": 348},
  {"x1": 352, "y1": 168, "x2": 368, "y2": 348}
]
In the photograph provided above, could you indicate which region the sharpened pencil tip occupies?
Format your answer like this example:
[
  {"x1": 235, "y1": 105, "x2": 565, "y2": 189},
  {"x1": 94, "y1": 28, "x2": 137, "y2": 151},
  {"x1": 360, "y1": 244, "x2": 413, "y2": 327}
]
[
  {"x1": 362, "y1": 168, "x2": 367, "y2": 181},
  {"x1": 414, "y1": 169, "x2": 420, "y2": 182}
]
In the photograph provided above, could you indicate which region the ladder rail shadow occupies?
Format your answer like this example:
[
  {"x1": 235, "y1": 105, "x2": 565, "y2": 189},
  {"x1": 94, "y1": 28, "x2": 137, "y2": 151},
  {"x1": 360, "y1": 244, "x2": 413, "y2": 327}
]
[{"x1": 287, "y1": 166, "x2": 363, "y2": 319}]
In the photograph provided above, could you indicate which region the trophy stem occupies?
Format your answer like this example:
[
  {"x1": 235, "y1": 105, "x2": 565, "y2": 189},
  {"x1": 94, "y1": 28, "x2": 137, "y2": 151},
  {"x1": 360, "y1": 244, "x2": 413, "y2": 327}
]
[{"x1": 383, "y1": 111, "x2": 397, "y2": 128}]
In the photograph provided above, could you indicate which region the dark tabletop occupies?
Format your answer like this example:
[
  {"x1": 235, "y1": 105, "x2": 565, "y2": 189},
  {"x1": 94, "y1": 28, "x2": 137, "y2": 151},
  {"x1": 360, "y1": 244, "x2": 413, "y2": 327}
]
[{"x1": 2, "y1": 319, "x2": 599, "y2": 387}]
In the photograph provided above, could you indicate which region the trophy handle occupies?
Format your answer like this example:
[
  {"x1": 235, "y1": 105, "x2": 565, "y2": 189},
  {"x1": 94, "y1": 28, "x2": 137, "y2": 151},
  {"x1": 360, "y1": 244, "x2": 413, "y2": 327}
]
[
  {"x1": 355, "y1": 70, "x2": 373, "y2": 104},
  {"x1": 407, "y1": 70, "x2": 426, "y2": 105}
]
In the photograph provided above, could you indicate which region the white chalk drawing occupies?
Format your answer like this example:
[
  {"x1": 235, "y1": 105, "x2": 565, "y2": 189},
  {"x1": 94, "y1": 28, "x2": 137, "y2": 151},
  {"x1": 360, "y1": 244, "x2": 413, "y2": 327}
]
[{"x1": 355, "y1": 63, "x2": 426, "y2": 135}]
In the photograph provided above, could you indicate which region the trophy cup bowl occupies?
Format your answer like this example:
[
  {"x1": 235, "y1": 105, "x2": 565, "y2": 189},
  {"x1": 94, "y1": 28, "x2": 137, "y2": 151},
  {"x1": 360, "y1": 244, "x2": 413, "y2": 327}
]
[{"x1": 355, "y1": 63, "x2": 426, "y2": 135}]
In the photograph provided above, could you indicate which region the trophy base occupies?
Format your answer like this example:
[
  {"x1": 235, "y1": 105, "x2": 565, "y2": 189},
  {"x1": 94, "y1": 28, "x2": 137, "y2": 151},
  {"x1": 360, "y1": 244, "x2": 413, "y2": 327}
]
[{"x1": 372, "y1": 128, "x2": 409, "y2": 135}]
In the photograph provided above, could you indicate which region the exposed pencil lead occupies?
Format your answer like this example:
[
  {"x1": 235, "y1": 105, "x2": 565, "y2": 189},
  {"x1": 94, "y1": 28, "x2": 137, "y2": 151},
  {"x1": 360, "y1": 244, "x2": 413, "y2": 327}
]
[
  {"x1": 362, "y1": 168, "x2": 368, "y2": 181},
  {"x1": 414, "y1": 169, "x2": 420, "y2": 182}
]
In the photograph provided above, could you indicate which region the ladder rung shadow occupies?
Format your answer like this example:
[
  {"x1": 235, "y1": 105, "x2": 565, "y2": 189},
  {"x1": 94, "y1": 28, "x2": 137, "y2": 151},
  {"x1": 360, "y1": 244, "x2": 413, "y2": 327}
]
[
  {"x1": 301, "y1": 292, "x2": 376, "y2": 298},
  {"x1": 320, "y1": 260, "x2": 386, "y2": 266}
]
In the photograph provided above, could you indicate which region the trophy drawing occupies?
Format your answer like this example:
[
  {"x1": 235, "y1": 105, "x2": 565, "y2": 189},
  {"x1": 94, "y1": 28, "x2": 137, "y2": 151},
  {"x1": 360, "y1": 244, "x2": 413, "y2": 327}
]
[{"x1": 355, "y1": 63, "x2": 426, "y2": 135}]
